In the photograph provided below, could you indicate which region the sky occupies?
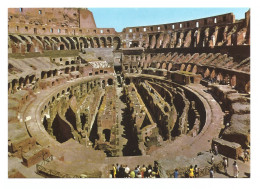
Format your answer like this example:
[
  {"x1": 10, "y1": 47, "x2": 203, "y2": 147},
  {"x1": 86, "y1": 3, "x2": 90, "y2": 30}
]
[{"x1": 89, "y1": 8, "x2": 249, "y2": 32}]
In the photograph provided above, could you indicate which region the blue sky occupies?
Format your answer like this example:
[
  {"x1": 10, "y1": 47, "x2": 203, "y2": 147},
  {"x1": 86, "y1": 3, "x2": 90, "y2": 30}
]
[{"x1": 89, "y1": 8, "x2": 249, "y2": 32}]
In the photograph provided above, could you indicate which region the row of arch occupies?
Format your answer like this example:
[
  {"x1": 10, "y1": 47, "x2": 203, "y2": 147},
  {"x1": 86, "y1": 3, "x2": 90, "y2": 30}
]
[
  {"x1": 8, "y1": 34, "x2": 122, "y2": 53},
  {"x1": 135, "y1": 23, "x2": 247, "y2": 49},
  {"x1": 8, "y1": 74, "x2": 36, "y2": 94},
  {"x1": 143, "y1": 61, "x2": 250, "y2": 93}
]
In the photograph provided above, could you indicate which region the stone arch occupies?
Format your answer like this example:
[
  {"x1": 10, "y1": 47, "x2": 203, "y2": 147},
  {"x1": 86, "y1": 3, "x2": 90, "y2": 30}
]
[
  {"x1": 71, "y1": 66, "x2": 76, "y2": 72},
  {"x1": 12, "y1": 79, "x2": 18, "y2": 91},
  {"x1": 113, "y1": 37, "x2": 121, "y2": 50},
  {"x1": 60, "y1": 36, "x2": 70, "y2": 50},
  {"x1": 87, "y1": 37, "x2": 94, "y2": 48},
  {"x1": 167, "y1": 63, "x2": 173, "y2": 71},
  {"x1": 180, "y1": 64, "x2": 186, "y2": 71},
  {"x1": 186, "y1": 64, "x2": 192, "y2": 72},
  {"x1": 155, "y1": 33, "x2": 163, "y2": 48},
  {"x1": 125, "y1": 77, "x2": 130, "y2": 85},
  {"x1": 103, "y1": 129, "x2": 111, "y2": 142},
  {"x1": 100, "y1": 37, "x2": 106, "y2": 48},
  {"x1": 210, "y1": 69, "x2": 216, "y2": 79},
  {"x1": 49, "y1": 37, "x2": 60, "y2": 50},
  {"x1": 58, "y1": 42, "x2": 66, "y2": 50},
  {"x1": 72, "y1": 37, "x2": 79, "y2": 49},
  {"x1": 107, "y1": 37, "x2": 112, "y2": 48},
  {"x1": 66, "y1": 37, "x2": 76, "y2": 50},
  {"x1": 43, "y1": 36, "x2": 52, "y2": 50},
  {"x1": 19, "y1": 77, "x2": 24, "y2": 88},
  {"x1": 107, "y1": 78, "x2": 113, "y2": 85},
  {"x1": 19, "y1": 35, "x2": 34, "y2": 52},
  {"x1": 204, "y1": 68, "x2": 210, "y2": 78},
  {"x1": 65, "y1": 106, "x2": 77, "y2": 130},
  {"x1": 217, "y1": 73, "x2": 223, "y2": 83},
  {"x1": 93, "y1": 37, "x2": 100, "y2": 48},
  {"x1": 43, "y1": 115, "x2": 48, "y2": 131},
  {"x1": 191, "y1": 65, "x2": 197, "y2": 74},
  {"x1": 79, "y1": 37, "x2": 88, "y2": 49},
  {"x1": 65, "y1": 67, "x2": 70, "y2": 74},
  {"x1": 161, "y1": 62, "x2": 167, "y2": 69},
  {"x1": 150, "y1": 35, "x2": 156, "y2": 49},
  {"x1": 41, "y1": 71, "x2": 47, "y2": 79},
  {"x1": 47, "y1": 70, "x2": 53, "y2": 78},
  {"x1": 9, "y1": 34, "x2": 27, "y2": 53},
  {"x1": 51, "y1": 113, "x2": 74, "y2": 143}
]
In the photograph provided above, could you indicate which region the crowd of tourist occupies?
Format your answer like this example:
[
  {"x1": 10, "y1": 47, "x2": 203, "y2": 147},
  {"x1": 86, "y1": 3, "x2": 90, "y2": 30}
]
[
  {"x1": 110, "y1": 144, "x2": 249, "y2": 178},
  {"x1": 110, "y1": 161, "x2": 160, "y2": 178}
]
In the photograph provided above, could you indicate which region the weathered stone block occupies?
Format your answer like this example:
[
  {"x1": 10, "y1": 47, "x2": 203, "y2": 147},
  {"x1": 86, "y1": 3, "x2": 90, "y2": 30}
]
[
  {"x1": 222, "y1": 114, "x2": 250, "y2": 148},
  {"x1": 212, "y1": 138, "x2": 242, "y2": 159},
  {"x1": 22, "y1": 146, "x2": 51, "y2": 167}
]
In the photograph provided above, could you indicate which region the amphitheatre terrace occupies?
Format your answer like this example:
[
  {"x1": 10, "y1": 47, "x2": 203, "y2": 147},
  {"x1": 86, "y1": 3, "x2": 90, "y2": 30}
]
[{"x1": 8, "y1": 8, "x2": 250, "y2": 178}]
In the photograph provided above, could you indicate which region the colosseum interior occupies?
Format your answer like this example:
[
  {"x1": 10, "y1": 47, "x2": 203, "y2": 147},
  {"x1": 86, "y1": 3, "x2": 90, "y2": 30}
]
[{"x1": 8, "y1": 8, "x2": 250, "y2": 178}]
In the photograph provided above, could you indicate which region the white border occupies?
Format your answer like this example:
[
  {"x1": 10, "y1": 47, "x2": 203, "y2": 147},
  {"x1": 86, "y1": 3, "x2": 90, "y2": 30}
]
[{"x1": 1, "y1": 0, "x2": 259, "y2": 188}]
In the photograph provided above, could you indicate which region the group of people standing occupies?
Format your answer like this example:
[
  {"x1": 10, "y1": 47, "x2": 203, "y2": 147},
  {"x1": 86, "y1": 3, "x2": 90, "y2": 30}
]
[{"x1": 111, "y1": 161, "x2": 160, "y2": 178}]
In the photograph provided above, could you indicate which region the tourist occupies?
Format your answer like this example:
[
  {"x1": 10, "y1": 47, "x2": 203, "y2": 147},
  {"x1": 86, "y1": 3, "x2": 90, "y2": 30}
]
[
  {"x1": 118, "y1": 164, "x2": 125, "y2": 178},
  {"x1": 112, "y1": 164, "x2": 117, "y2": 178},
  {"x1": 214, "y1": 144, "x2": 218, "y2": 155},
  {"x1": 174, "y1": 169, "x2": 179, "y2": 178},
  {"x1": 134, "y1": 166, "x2": 139, "y2": 177},
  {"x1": 116, "y1": 163, "x2": 120, "y2": 172},
  {"x1": 210, "y1": 167, "x2": 214, "y2": 178},
  {"x1": 194, "y1": 165, "x2": 199, "y2": 178},
  {"x1": 130, "y1": 170, "x2": 135, "y2": 178},
  {"x1": 151, "y1": 171, "x2": 156, "y2": 178},
  {"x1": 147, "y1": 164, "x2": 153, "y2": 177},
  {"x1": 211, "y1": 155, "x2": 214, "y2": 164},
  {"x1": 244, "y1": 149, "x2": 249, "y2": 162},
  {"x1": 233, "y1": 161, "x2": 239, "y2": 178},
  {"x1": 153, "y1": 163, "x2": 160, "y2": 178},
  {"x1": 223, "y1": 157, "x2": 228, "y2": 175},
  {"x1": 141, "y1": 165, "x2": 146, "y2": 178},
  {"x1": 136, "y1": 171, "x2": 142, "y2": 178},
  {"x1": 189, "y1": 165, "x2": 194, "y2": 178},
  {"x1": 125, "y1": 165, "x2": 130, "y2": 177}
]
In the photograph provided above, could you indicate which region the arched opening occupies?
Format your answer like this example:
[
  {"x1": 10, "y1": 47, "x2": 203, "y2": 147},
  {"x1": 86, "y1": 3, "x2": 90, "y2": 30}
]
[
  {"x1": 107, "y1": 37, "x2": 112, "y2": 48},
  {"x1": 103, "y1": 129, "x2": 111, "y2": 142},
  {"x1": 59, "y1": 44, "x2": 65, "y2": 50},
  {"x1": 125, "y1": 78, "x2": 130, "y2": 85},
  {"x1": 108, "y1": 78, "x2": 113, "y2": 85},
  {"x1": 65, "y1": 106, "x2": 77, "y2": 130},
  {"x1": 41, "y1": 71, "x2": 46, "y2": 79},
  {"x1": 43, "y1": 116, "x2": 48, "y2": 131},
  {"x1": 80, "y1": 113, "x2": 87, "y2": 130},
  {"x1": 102, "y1": 80, "x2": 105, "y2": 89},
  {"x1": 51, "y1": 113, "x2": 74, "y2": 143},
  {"x1": 245, "y1": 81, "x2": 250, "y2": 94},
  {"x1": 161, "y1": 63, "x2": 166, "y2": 69},
  {"x1": 100, "y1": 37, "x2": 106, "y2": 48},
  {"x1": 231, "y1": 75, "x2": 236, "y2": 88},
  {"x1": 65, "y1": 67, "x2": 70, "y2": 74},
  {"x1": 164, "y1": 106, "x2": 169, "y2": 113},
  {"x1": 113, "y1": 37, "x2": 121, "y2": 50},
  {"x1": 186, "y1": 64, "x2": 191, "y2": 72}
]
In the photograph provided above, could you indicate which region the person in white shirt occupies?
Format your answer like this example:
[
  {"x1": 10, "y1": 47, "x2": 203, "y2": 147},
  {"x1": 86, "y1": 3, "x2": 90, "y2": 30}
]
[{"x1": 233, "y1": 161, "x2": 239, "y2": 178}]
